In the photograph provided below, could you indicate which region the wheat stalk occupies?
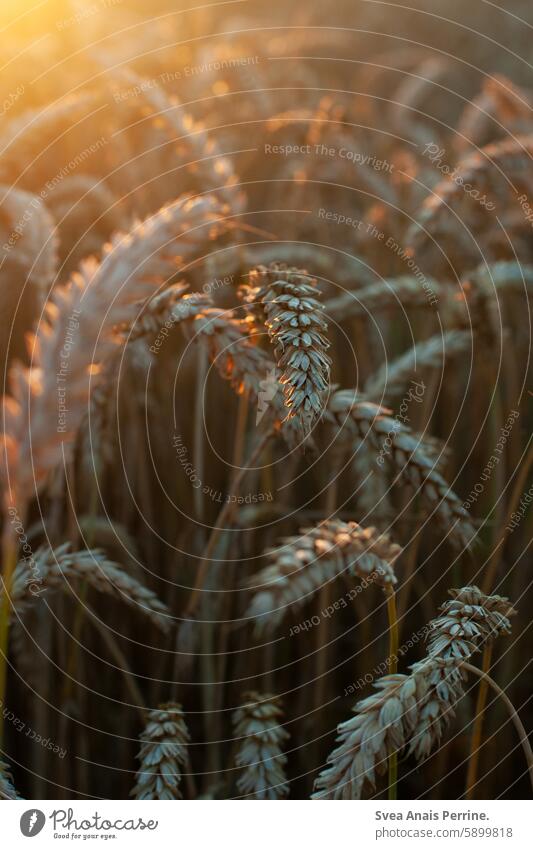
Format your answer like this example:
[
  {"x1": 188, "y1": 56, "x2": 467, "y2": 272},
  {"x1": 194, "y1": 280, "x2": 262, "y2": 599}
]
[
  {"x1": 313, "y1": 586, "x2": 515, "y2": 799},
  {"x1": 233, "y1": 692, "x2": 290, "y2": 799},
  {"x1": 245, "y1": 519, "x2": 400, "y2": 636},
  {"x1": 132, "y1": 703, "x2": 190, "y2": 800}
]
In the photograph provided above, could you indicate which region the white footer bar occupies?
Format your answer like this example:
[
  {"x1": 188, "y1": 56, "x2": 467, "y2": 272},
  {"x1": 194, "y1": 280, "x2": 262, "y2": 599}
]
[{"x1": 2, "y1": 799, "x2": 530, "y2": 848}]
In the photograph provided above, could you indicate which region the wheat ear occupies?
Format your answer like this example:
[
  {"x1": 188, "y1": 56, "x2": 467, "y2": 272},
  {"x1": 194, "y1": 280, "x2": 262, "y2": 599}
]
[
  {"x1": 245, "y1": 519, "x2": 400, "y2": 636},
  {"x1": 0, "y1": 185, "x2": 58, "y2": 302},
  {"x1": 233, "y1": 692, "x2": 290, "y2": 799},
  {"x1": 132, "y1": 703, "x2": 190, "y2": 800},
  {"x1": 9, "y1": 543, "x2": 170, "y2": 631},
  {"x1": 364, "y1": 330, "x2": 472, "y2": 402},
  {"x1": 0, "y1": 759, "x2": 21, "y2": 799},
  {"x1": 313, "y1": 586, "x2": 515, "y2": 799},
  {"x1": 0, "y1": 193, "x2": 224, "y2": 515},
  {"x1": 245, "y1": 263, "x2": 331, "y2": 434},
  {"x1": 324, "y1": 390, "x2": 475, "y2": 547},
  {"x1": 325, "y1": 275, "x2": 444, "y2": 323},
  {"x1": 111, "y1": 67, "x2": 244, "y2": 216}
]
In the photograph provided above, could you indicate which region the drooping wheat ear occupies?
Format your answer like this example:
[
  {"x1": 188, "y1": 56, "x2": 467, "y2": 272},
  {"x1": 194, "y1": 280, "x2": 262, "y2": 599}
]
[
  {"x1": 455, "y1": 74, "x2": 533, "y2": 155},
  {"x1": 0, "y1": 185, "x2": 58, "y2": 300},
  {"x1": 82, "y1": 283, "x2": 213, "y2": 476},
  {"x1": 323, "y1": 390, "x2": 475, "y2": 547},
  {"x1": 0, "y1": 93, "x2": 97, "y2": 182},
  {"x1": 245, "y1": 263, "x2": 332, "y2": 434},
  {"x1": 0, "y1": 193, "x2": 224, "y2": 516},
  {"x1": 233, "y1": 692, "x2": 290, "y2": 799},
  {"x1": 245, "y1": 520, "x2": 400, "y2": 636},
  {"x1": 188, "y1": 308, "x2": 275, "y2": 396},
  {"x1": 110, "y1": 67, "x2": 244, "y2": 216},
  {"x1": 0, "y1": 759, "x2": 21, "y2": 799},
  {"x1": 408, "y1": 134, "x2": 533, "y2": 256},
  {"x1": 125, "y1": 282, "x2": 212, "y2": 342},
  {"x1": 132, "y1": 703, "x2": 190, "y2": 800},
  {"x1": 363, "y1": 330, "x2": 472, "y2": 402},
  {"x1": 468, "y1": 260, "x2": 533, "y2": 298},
  {"x1": 312, "y1": 587, "x2": 515, "y2": 799},
  {"x1": 9, "y1": 543, "x2": 170, "y2": 631},
  {"x1": 325, "y1": 275, "x2": 444, "y2": 323},
  {"x1": 425, "y1": 586, "x2": 515, "y2": 660}
]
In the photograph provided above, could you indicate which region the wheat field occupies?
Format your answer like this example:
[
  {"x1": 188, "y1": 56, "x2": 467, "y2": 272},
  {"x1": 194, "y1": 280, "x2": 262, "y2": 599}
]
[{"x1": 0, "y1": 0, "x2": 532, "y2": 802}]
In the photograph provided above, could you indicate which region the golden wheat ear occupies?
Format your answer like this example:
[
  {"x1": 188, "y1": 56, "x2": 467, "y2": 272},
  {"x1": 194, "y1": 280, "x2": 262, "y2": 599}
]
[
  {"x1": 0, "y1": 759, "x2": 22, "y2": 799},
  {"x1": 132, "y1": 703, "x2": 190, "y2": 800},
  {"x1": 105, "y1": 66, "x2": 245, "y2": 217},
  {"x1": 245, "y1": 519, "x2": 400, "y2": 636},
  {"x1": 313, "y1": 587, "x2": 516, "y2": 799},
  {"x1": 233, "y1": 692, "x2": 290, "y2": 799}
]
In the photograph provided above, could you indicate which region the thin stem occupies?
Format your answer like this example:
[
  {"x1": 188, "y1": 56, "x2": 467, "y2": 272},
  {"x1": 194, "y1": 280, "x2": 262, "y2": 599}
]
[
  {"x1": 193, "y1": 342, "x2": 208, "y2": 524},
  {"x1": 182, "y1": 427, "x2": 274, "y2": 622},
  {"x1": 87, "y1": 605, "x2": 147, "y2": 721},
  {"x1": 482, "y1": 436, "x2": 533, "y2": 593},
  {"x1": 89, "y1": 608, "x2": 199, "y2": 798},
  {"x1": 314, "y1": 475, "x2": 340, "y2": 719},
  {"x1": 465, "y1": 642, "x2": 493, "y2": 799},
  {"x1": 61, "y1": 481, "x2": 99, "y2": 703},
  {"x1": 462, "y1": 660, "x2": 533, "y2": 794},
  {"x1": 386, "y1": 586, "x2": 399, "y2": 800}
]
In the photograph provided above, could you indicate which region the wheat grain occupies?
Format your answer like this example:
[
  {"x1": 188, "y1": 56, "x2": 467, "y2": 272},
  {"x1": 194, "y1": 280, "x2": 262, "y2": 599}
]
[{"x1": 109, "y1": 67, "x2": 244, "y2": 216}]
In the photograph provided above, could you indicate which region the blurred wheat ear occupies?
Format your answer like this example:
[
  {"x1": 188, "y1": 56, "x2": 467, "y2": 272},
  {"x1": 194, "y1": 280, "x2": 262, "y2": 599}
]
[
  {"x1": 9, "y1": 544, "x2": 171, "y2": 631},
  {"x1": 245, "y1": 519, "x2": 400, "y2": 636}
]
